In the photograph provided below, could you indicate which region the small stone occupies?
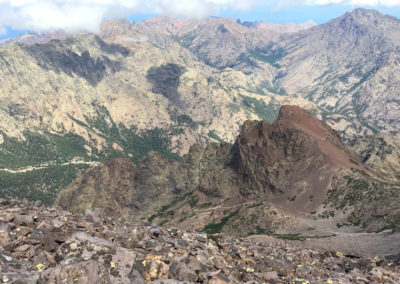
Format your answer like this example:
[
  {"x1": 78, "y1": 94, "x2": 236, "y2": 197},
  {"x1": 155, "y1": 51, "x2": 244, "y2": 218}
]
[
  {"x1": 194, "y1": 234, "x2": 208, "y2": 243},
  {"x1": 13, "y1": 215, "x2": 34, "y2": 227},
  {"x1": 0, "y1": 223, "x2": 10, "y2": 246},
  {"x1": 128, "y1": 268, "x2": 146, "y2": 284},
  {"x1": 16, "y1": 227, "x2": 31, "y2": 238},
  {"x1": 209, "y1": 275, "x2": 231, "y2": 284},
  {"x1": 262, "y1": 271, "x2": 279, "y2": 281},
  {"x1": 51, "y1": 220, "x2": 64, "y2": 230},
  {"x1": 14, "y1": 244, "x2": 30, "y2": 252},
  {"x1": 295, "y1": 265, "x2": 311, "y2": 278},
  {"x1": 46, "y1": 254, "x2": 57, "y2": 265}
]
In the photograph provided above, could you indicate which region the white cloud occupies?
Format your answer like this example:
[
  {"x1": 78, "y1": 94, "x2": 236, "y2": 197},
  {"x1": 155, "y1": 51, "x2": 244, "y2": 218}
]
[
  {"x1": 1, "y1": 0, "x2": 400, "y2": 34},
  {"x1": 305, "y1": 0, "x2": 400, "y2": 5},
  {"x1": 0, "y1": 0, "x2": 261, "y2": 34}
]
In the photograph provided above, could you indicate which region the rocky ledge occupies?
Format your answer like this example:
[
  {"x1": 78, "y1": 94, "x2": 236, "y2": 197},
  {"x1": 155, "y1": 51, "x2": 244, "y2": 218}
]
[{"x1": 0, "y1": 198, "x2": 399, "y2": 283}]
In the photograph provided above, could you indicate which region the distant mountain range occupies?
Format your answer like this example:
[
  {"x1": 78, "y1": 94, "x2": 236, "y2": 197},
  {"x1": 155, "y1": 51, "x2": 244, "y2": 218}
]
[{"x1": 0, "y1": 8, "x2": 399, "y2": 209}]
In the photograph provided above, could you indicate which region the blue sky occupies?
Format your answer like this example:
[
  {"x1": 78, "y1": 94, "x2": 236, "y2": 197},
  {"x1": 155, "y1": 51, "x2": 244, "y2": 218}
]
[
  {"x1": 217, "y1": 4, "x2": 400, "y2": 24},
  {"x1": 1, "y1": 0, "x2": 400, "y2": 40}
]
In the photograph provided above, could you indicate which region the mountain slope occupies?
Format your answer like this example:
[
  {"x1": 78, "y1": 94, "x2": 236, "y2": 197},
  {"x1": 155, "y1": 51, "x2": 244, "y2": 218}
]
[
  {"x1": 0, "y1": 20, "x2": 322, "y2": 204},
  {"x1": 275, "y1": 8, "x2": 400, "y2": 138},
  {"x1": 142, "y1": 9, "x2": 400, "y2": 139},
  {"x1": 350, "y1": 132, "x2": 400, "y2": 181},
  {"x1": 55, "y1": 106, "x2": 400, "y2": 236}
]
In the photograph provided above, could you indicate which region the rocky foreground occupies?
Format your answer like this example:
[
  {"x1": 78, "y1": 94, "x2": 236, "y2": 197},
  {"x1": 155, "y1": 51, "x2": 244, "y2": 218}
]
[{"x1": 0, "y1": 199, "x2": 399, "y2": 283}]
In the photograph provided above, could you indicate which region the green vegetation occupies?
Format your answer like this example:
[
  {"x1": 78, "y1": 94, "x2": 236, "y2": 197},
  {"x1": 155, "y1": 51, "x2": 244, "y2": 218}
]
[
  {"x1": 0, "y1": 104, "x2": 182, "y2": 168},
  {"x1": 177, "y1": 114, "x2": 200, "y2": 130},
  {"x1": 188, "y1": 195, "x2": 200, "y2": 207},
  {"x1": 274, "y1": 233, "x2": 306, "y2": 241},
  {"x1": 196, "y1": 202, "x2": 213, "y2": 209},
  {"x1": 148, "y1": 192, "x2": 194, "y2": 222},
  {"x1": 177, "y1": 114, "x2": 193, "y2": 125},
  {"x1": 246, "y1": 81, "x2": 287, "y2": 96},
  {"x1": 350, "y1": 159, "x2": 359, "y2": 165},
  {"x1": 319, "y1": 210, "x2": 335, "y2": 219},
  {"x1": 248, "y1": 202, "x2": 265, "y2": 208},
  {"x1": 376, "y1": 211, "x2": 400, "y2": 233},
  {"x1": 0, "y1": 103, "x2": 185, "y2": 207},
  {"x1": 274, "y1": 233, "x2": 335, "y2": 241},
  {"x1": 207, "y1": 131, "x2": 225, "y2": 143},
  {"x1": 324, "y1": 172, "x2": 400, "y2": 227},
  {"x1": 201, "y1": 209, "x2": 240, "y2": 234},
  {"x1": 81, "y1": 104, "x2": 181, "y2": 164},
  {"x1": 248, "y1": 226, "x2": 268, "y2": 236},
  {"x1": 241, "y1": 95, "x2": 279, "y2": 123},
  {"x1": 249, "y1": 45, "x2": 287, "y2": 68},
  {"x1": 228, "y1": 103, "x2": 241, "y2": 113},
  {"x1": 288, "y1": 195, "x2": 297, "y2": 202},
  {"x1": 0, "y1": 164, "x2": 89, "y2": 206},
  {"x1": 0, "y1": 131, "x2": 88, "y2": 169}
]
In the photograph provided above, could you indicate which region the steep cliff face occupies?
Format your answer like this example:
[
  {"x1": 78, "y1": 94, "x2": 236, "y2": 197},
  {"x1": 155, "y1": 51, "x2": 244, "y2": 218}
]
[
  {"x1": 55, "y1": 106, "x2": 400, "y2": 235},
  {"x1": 228, "y1": 106, "x2": 367, "y2": 214}
]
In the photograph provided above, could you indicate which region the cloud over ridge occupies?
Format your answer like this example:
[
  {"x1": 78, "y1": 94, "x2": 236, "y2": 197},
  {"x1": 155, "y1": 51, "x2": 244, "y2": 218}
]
[
  {"x1": 305, "y1": 0, "x2": 400, "y2": 5},
  {"x1": 0, "y1": 0, "x2": 399, "y2": 34},
  {"x1": 0, "y1": 0, "x2": 260, "y2": 34}
]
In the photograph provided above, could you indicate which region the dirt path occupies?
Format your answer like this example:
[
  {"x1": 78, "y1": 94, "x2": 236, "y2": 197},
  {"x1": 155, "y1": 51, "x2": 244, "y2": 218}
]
[
  {"x1": 192, "y1": 201, "x2": 253, "y2": 213},
  {"x1": 0, "y1": 160, "x2": 100, "y2": 174}
]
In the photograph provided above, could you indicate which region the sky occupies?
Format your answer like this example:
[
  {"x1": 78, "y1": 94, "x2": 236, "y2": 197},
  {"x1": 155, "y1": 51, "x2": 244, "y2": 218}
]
[{"x1": 1, "y1": 0, "x2": 400, "y2": 40}]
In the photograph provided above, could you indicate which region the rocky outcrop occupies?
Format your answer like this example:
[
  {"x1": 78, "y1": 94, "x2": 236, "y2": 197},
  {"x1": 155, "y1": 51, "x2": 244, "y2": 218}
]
[
  {"x1": 1, "y1": 198, "x2": 400, "y2": 283},
  {"x1": 229, "y1": 106, "x2": 362, "y2": 203},
  {"x1": 54, "y1": 156, "x2": 136, "y2": 217},
  {"x1": 55, "y1": 142, "x2": 237, "y2": 221},
  {"x1": 349, "y1": 132, "x2": 400, "y2": 181}
]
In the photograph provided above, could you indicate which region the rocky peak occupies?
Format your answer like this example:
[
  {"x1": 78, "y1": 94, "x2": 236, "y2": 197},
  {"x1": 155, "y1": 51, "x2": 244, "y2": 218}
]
[
  {"x1": 343, "y1": 8, "x2": 394, "y2": 23},
  {"x1": 326, "y1": 7, "x2": 400, "y2": 40},
  {"x1": 100, "y1": 18, "x2": 134, "y2": 38},
  {"x1": 229, "y1": 105, "x2": 363, "y2": 200}
]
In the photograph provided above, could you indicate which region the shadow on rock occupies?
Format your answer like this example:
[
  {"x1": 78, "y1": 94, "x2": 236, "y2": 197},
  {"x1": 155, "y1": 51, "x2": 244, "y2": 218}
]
[{"x1": 146, "y1": 63, "x2": 186, "y2": 107}]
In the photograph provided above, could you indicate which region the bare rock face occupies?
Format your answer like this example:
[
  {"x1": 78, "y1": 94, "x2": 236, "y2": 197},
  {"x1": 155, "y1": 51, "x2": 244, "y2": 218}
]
[{"x1": 228, "y1": 106, "x2": 364, "y2": 214}]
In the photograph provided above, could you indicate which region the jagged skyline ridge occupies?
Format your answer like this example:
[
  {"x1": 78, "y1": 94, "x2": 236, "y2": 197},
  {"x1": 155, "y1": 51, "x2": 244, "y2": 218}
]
[{"x1": 1, "y1": 0, "x2": 400, "y2": 37}]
